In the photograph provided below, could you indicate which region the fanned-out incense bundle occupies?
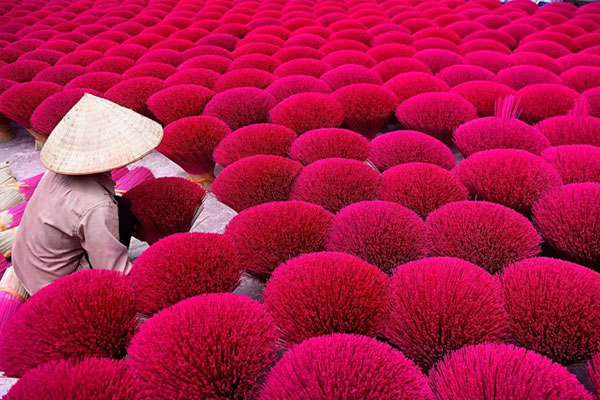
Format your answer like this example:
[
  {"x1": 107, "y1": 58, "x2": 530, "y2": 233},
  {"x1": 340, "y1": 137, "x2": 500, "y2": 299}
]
[
  {"x1": 0, "y1": 173, "x2": 43, "y2": 211},
  {"x1": 0, "y1": 267, "x2": 29, "y2": 338},
  {"x1": 0, "y1": 116, "x2": 14, "y2": 143},
  {"x1": 5, "y1": 358, "x2": 137, "y2": 400},
  {"x1": 0, "y1": 162, "x2": 16, "y2": 186},
  {"x1": 158, "y1": 116, "x2": 230, "y2": 190},
  {"x1": 0, "y1": 79, "x2": 16, "y2": 143},
  {"x1": 0, "y1": 82, "x2": 62, "y2": 150},
  {"x1": 0, "y1": 255, "x2": 8, "y2": 276},
  {"x1": 454, "y1": 95, "x2": 551, "y2": 157},
  {"x1": 111, "y1": 167, "x2": 129, "y2": 183},
  {"x1": 0, "y1": 187, "x2": 24, "y2": 213},
  {"x1": 536, "y1": 97, "x2": 600, "y2": 147},
  {"x1": 0, "y1": 202, "x2": 26, "y2": 231},
  {"x1": 0, "y1": 227, "x2": 18, "y2": 259},
  {"x1": 124, "y1": 177, "x2": 206, "y2": 245},
  {"x1": 114, "y1": 167, "x2": 154, "y2": 195}
]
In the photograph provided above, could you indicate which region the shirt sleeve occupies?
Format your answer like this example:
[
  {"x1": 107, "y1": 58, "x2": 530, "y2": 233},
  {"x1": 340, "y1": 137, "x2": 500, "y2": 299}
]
[{"x1": 77, "y1": 202, "x2": 132, "y2": 275}]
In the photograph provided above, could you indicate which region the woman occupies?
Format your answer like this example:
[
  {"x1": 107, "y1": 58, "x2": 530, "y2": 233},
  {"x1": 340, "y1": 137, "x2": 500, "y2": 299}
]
[{"x1": 11, "y1": 93, "x2": 163, "y2": 295}]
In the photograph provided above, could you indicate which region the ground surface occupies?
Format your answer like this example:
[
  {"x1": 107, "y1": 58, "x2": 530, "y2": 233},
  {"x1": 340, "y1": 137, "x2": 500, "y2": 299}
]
[{"x1": 0, "y1": 124, "x2": 265, "y2": 394}]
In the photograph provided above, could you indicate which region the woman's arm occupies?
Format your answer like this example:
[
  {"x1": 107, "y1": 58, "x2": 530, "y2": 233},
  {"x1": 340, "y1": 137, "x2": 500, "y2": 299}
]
[{"x1": 77, "y1": 202, "x2": 132, "y2": 274}]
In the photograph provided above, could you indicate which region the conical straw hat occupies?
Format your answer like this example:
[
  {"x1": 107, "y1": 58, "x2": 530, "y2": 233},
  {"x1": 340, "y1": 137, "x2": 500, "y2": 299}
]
[{"x1": 40, "y1": 93, "x2": 163, "y2": 175}]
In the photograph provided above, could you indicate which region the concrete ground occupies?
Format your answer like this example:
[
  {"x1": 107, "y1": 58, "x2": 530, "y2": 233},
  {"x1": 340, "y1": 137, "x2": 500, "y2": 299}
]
[{"x1": 0, "y1": 124, "x2": 266, "y2": 394}]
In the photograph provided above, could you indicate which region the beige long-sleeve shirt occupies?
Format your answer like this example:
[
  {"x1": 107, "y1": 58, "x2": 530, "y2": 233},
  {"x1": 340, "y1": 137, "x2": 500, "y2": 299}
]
[{"x1": 12, "y1": 171, "x2": 131, "y2": 295}]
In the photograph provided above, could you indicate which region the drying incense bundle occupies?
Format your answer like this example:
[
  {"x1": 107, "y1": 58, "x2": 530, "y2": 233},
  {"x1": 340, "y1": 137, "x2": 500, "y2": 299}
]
[
  {"x1": 0, "y1": 267, "x2": 29, "y2": 338},
  {"x1": 0, "y1": 187, "x2": 24, "y2": 213},
  {"x1": 0, "y1": 162, "x2": 16, "y2": 186},
  {"x1": 158, "y1": 117, "x2": 229, "y2": 190},
  {"x1": 454, "y1": 95, "x2": 551, "y2": 158},
  {"x1": 0, "y1": 116, "x2": 14, "y2": 143},
  {"x1": 0, "y1": 80, "x2": 16, "y2": 143},
  {"x1": 26, "y1": 129, "x2": 48, "y2": 151},
  {"x1": 0, "y1": 202, "x2": 26, "y2": 231},
  {"x1": 0, "y1": 227, "x2": 18, "y2": 259},
  {"x1": 0, "y1": 254, "x2": 8, "y2": 276},
  {"x1": 0, "y1": 173, "x2": 43, "y2": 211},
  {"x1": 124, "y1": 177, "x2": 205, "y2": 245},
  {"x1": 111, "y1": 166, "x2": 129, "y2": 183},
  {"x1": 114, "y1": 167, "x2": 155, "y2": 195}
]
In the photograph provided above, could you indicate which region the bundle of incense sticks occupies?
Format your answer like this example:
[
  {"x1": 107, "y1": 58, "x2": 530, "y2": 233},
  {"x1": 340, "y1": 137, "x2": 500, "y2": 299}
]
[
  {"x1": 0, "y1": 162, "x2": 16, "y2": 186},
  {"x1": 111, "y1": 166, "x2": 129, "y2": 183},
  {"x1": 0, "y1": 267, "x2": 29, "y2": 337},
  {"x1": 0, "y1": 254, "x2": 8, "y2": 277},
  {"x1": 0, "y1": 117, "x2": 15, "y2": 143},
  {"x1": 0, "y1": 202, "x2": 26, "y2": 231},
  {"x1": 115, "y1": 166, "x2": 155, "y2": 196},
  {"x1": 0, "y1": 173, "x2": 43, "y2": 212},
  {"x1": 495, "y1": 94, "x2": 520, "y2": 122},
  {"x1": 0, "y1": 226, "x2": 18, "y2": 259}
]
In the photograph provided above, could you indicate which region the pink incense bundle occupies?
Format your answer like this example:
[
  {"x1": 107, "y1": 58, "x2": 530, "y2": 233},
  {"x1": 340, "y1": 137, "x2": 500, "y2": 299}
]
[
  {"x1": 560, "y1": 66, "x2": 600, "y2": 94},
  {"x1": 265, "y1": 75, "x2": 331, "y2": 102},
  {"x1": 203, "y1": 87, "x2": 276, "y2": 131},
  {"x1": 0, "y1": 267, "x2": 29, "y2": 338},
  {"x1": 464, "y1": 50, "x2": 512, "y2": 75},
  {"x1": 269, "y1": 92, "x2": 345, "y2": 134},
  {"x1": 0, "y1": 201, "x2": 26, "y2": 231},
  {"x1": 5, "y1": 358, "x2": 136, "y2": 400},
  {"x1": 213, "y1": 123, "x2": 297, "y2": 168},
  {"x1": 332, "y1": 84, "x2": 399, "y2": 139},
  {"x1": 146, "y1": 85, "x2": 215, "y2": 126},
  {"x1": 436, "y1": 64, "x2": 496, "y2": 87},
  {"x1": 373, "y1": 57, "x2": 432, "y2": 82},
  {"x1": 213, "y1": 69, "x2": 276, "y2": 93},
  {"x1": 158, "y1": 116, "x2": 230, "y2": 189},
  {"x1": 431, "y1": 343, "x2": 591, "y2": 399},
  {"x1": 370, "y1": 130, "x2": 456, "y2": 171},
  {"x1": 541, "y1": 145, "x2": 600, "y2": 184},
  {"x1": 114, "y1": 167, "x2": 154, "y2": 195},
  {"x1": 536, "y1": 98, "x2": 600, "y2": 146},
  {"x1": 2, "y1": 173, "x2": 42, "y2": 202},
  {"x1": 212, "y1": 155, "x2": 304, "y2": 212},
  {"x1": 0, "y1": 255, "x2": 8, "y2": 276},
  {"x1": 0, "y1": 79, "x2": 16, "y2": 143},
  {"x1": 103, "y1": 77, "x2": 165, "y2": 120},
  {"x1": 0, "y1": 60, "x2": 49, "y2": 83},
  {"x1": 288, "y1": 128, "x2": 370, "y2": 166},
  {"x1": 0, "y1": 270, "x2": 135, "y2": 378},
  {"x1": 518, "y1": 83, "x2": 581, "y2": 124},
  {"x1": 0, "y1": 82, "x2": 62, "y2": 149},
  {"x1": 385, "y1": 257, "x2": 508, "y2": 371},
  {"x1": 496, "y1": 65, "x2": 563, "y2": 91},
  {"x1": 111, "y1": 167, "x2": 129, "y2": 183},
  {"x1": 450, "y1": 81, "x2": 515, "y2": 117},
  {"x1": 124, "y1": 177, "x2": 206, "y2": 245},
  {"x1": 321, "y1": 65, "x2": 383, "y2": 90},
  {"x1": 32, "y1": 65, "x2": 86, "y2": 86},
  {"x1": 454, "y1": 95, "x2": 551, "y2": 157},
  {"x1": 396, "y1": 92, "x2": 478, "y2": 144},
  {"x1": 258, "y1": 334, "x2": 434, "y2": 400},
  {"x1": 508, "y1": 52, "x2": 563, "y2": 75},
  {"x1": 64, "y1": 72, "x2": 122, "y2": 95}
]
